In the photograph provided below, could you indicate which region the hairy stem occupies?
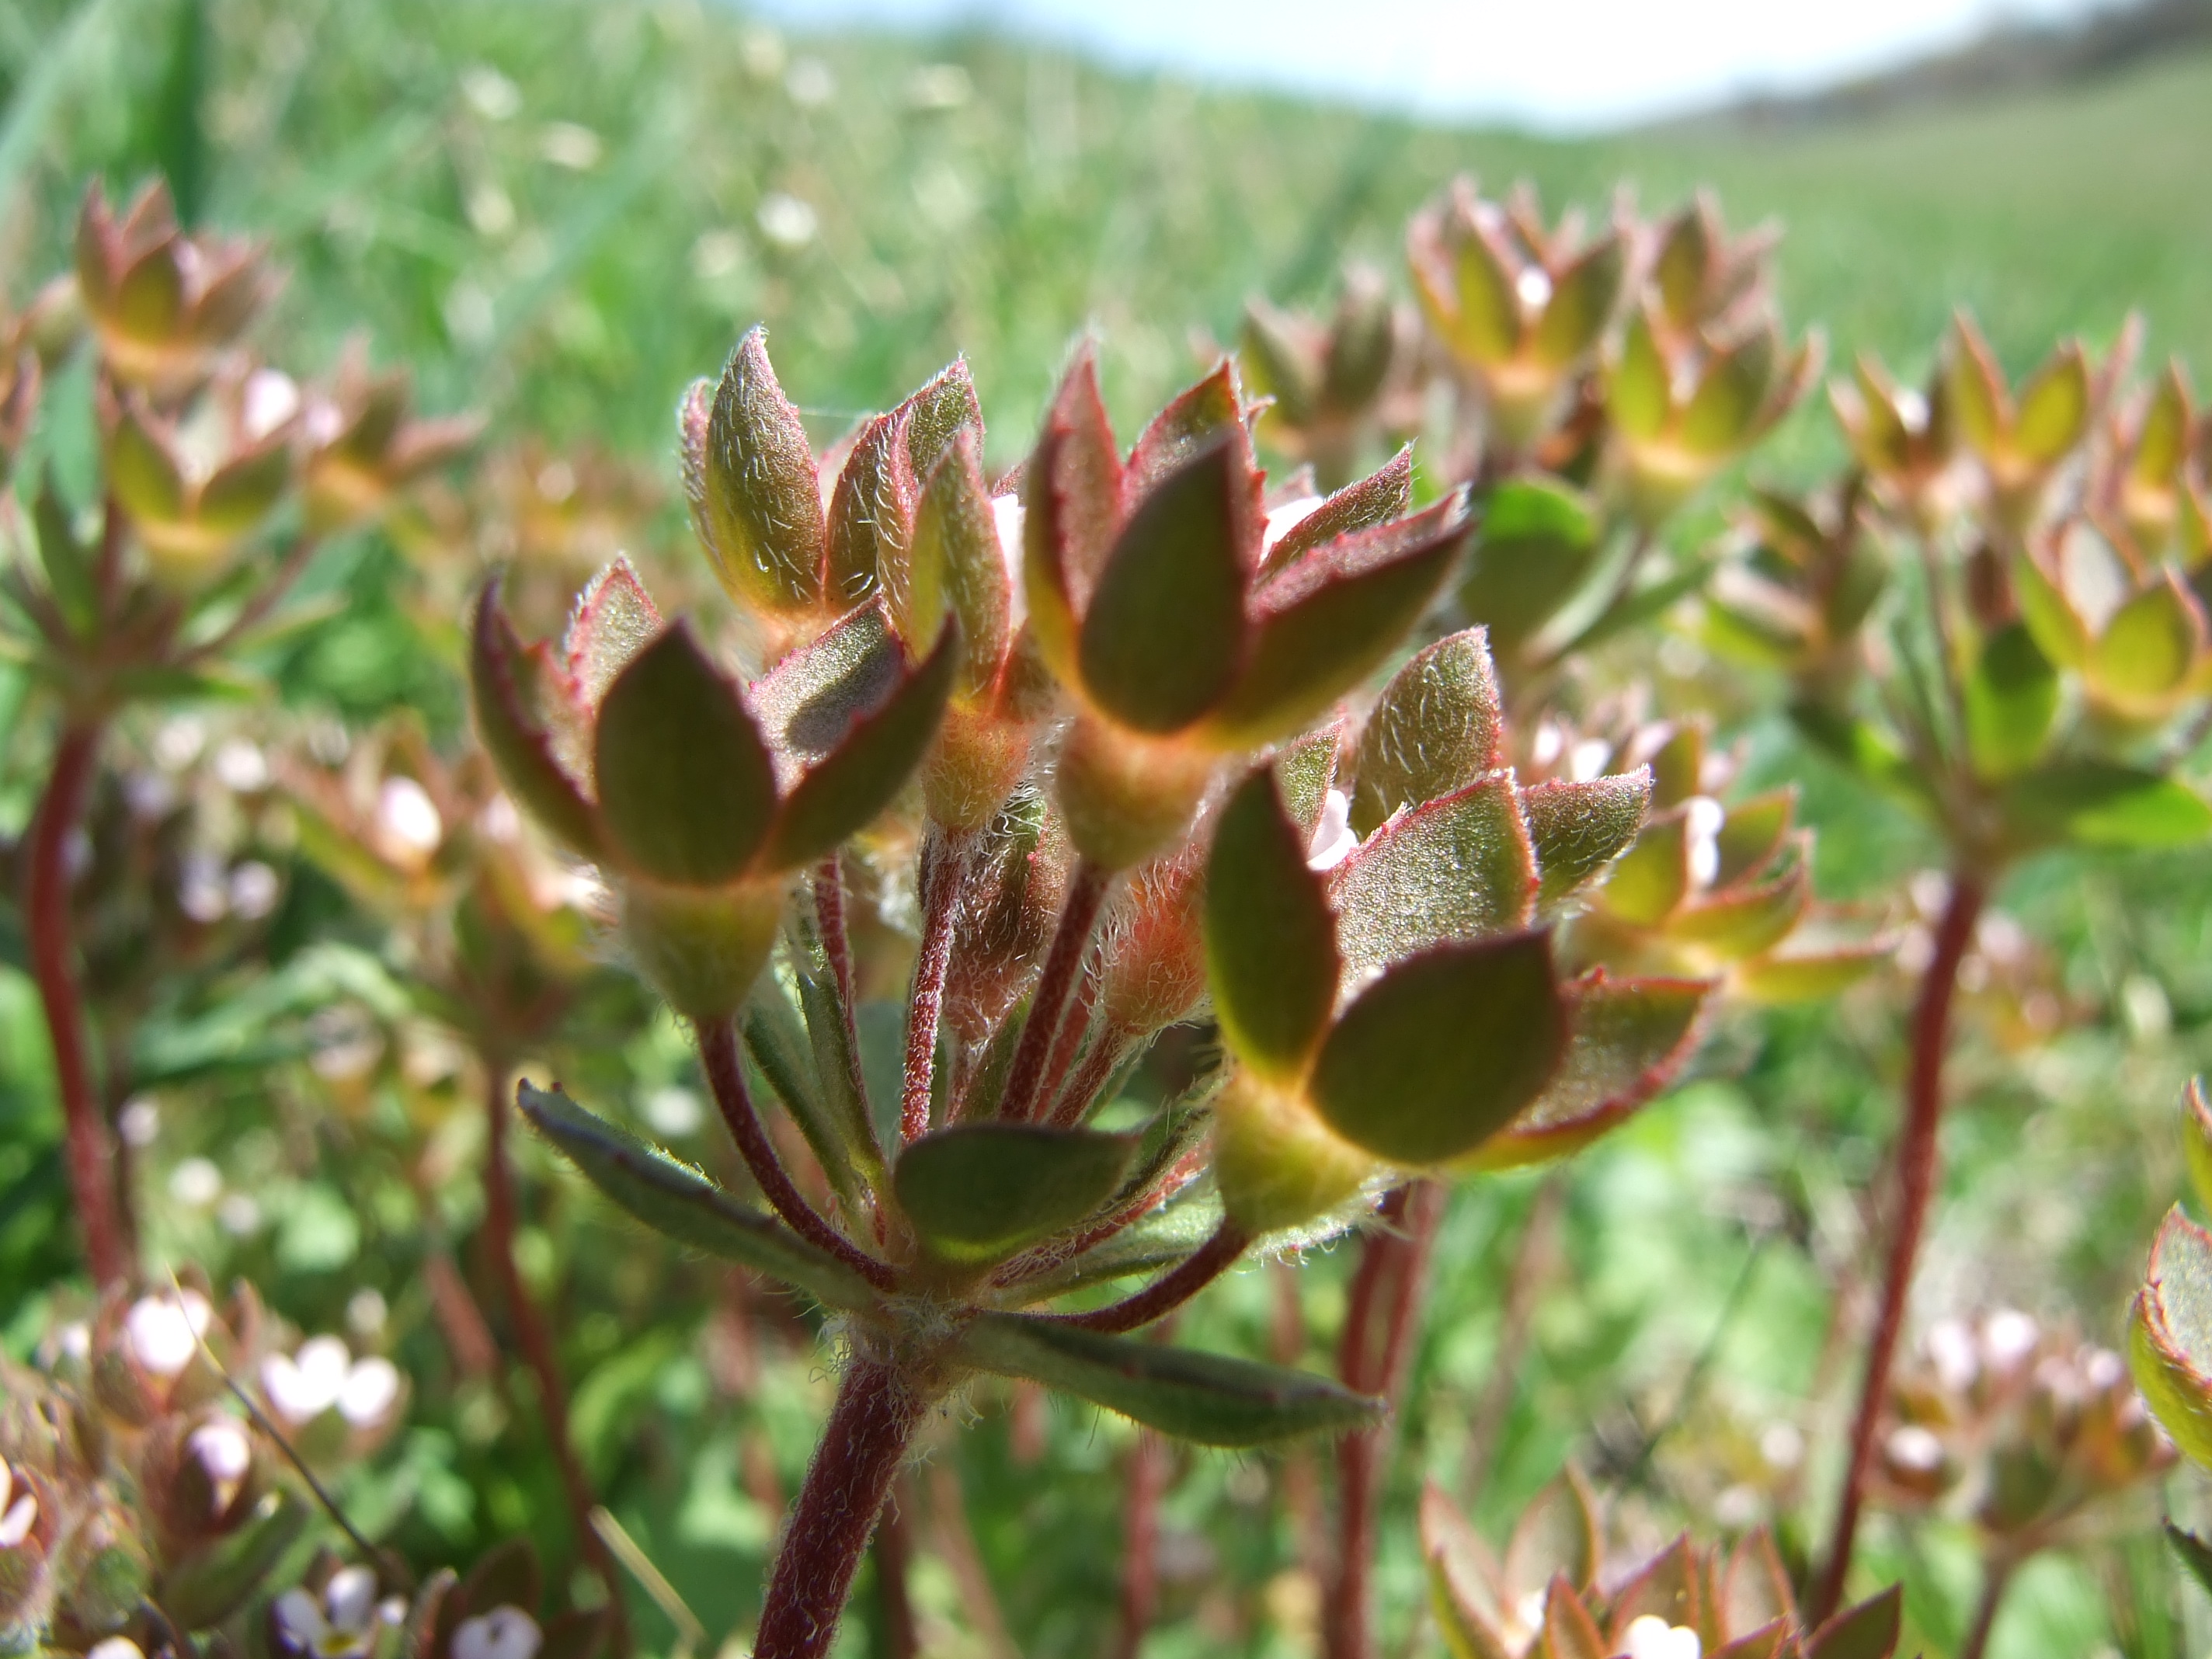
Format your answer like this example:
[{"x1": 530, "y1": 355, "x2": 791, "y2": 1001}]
[
  {"x1": 1046, "y1": 1024, "x2": 1127, "y2": 1129},
  {"x1": 1326, "y1": 1181, "x2": 1445, "y2": 1659},
  {"x1": 25, "y1": 720, "x2": 127, "y2": 1289},
  {"x1": 482, "y1": 1064, "x2": 631, "y2": 1657},
  {"x1": 870, "y1": 1477, "x2": 918, "y2": 1659},
  {"x1": 1814, "y1": 872, "x2": 1987, "y2": 1621},
  {"x1": 1049, "y1": 1218, "x2": 1249, "y2": 1334},
  {"x1": 812, "y1": 857, "x2": 874, "y2": 1114},
  {"x1": 997, "y1": 861, "x2": 1110, "y2": 1122},
  {"x1": 700, "y1": 1020, "x2": 897, "y2": 1291},
  {"x1": 900, "y1": 831, "x2": 963, "y2": 1143},
  {"x1": 1959, "y1": 1552, "x2": 2016, "y2": 1659},
  {"x1": 756, "y1": 1357, "x2": 935, "y2": 1659}
]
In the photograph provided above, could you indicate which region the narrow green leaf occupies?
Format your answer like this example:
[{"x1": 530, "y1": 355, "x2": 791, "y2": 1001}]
[
  {"x1": 2012, "y1": 551, "x2": 2089, "y2": 670},
  {"x1": 1079, "y1": 433, "x2": 1250, "y2": 733},
  {"x1": 1712, "y1": 788, "x2": 1795, "y2": 888},
  {"x1": 108, "y1": 405, "x2": 185, "y2": 523},
  {"x1": 32, "y1": 476, "x2": 99, "y2": 635},
  {"x1": 1598, "y1": 810, "x2": 1690, "y2": 927},
  {"x1": 2002, "y1": 761, "x2": 2212, "y2": 852},
  {"x1": 594, "y1": 625, "x2": 777, "y2": 885},
  {"x1": 896, "y1": 1123, "x2": 1137, "y2": 1264},
  {"x1": 1802, "y1": 1585, "x2": 1902, "y2": 1659},
  {"x1": 1241, "y1": 301, "x2": 1321, "y2": 427},
  {"x1": 1333, "y1": 775, "x2": 1538, "y2": 982},
  {"x1": 519, "y1": 1081, "x2": 875, "y2": 1308},
  {"x1": 2012, "y1": 343, "x2": 2089, "y2": 465},
  {"x1": 1271, "y1": 722, "x2": 1343, "y2": 838},
  {"x1": 1944, "y1": 318, "x2": 2007, "y2": 457},
  {"x1": 1520, "y1": 772, "x2": 1652, "y2": 911},
  {"x1": 1531, "y1": 235, "x2": 1622, "y2": 368},
  {"x1": 1205, "y1": 768, "x2": 1341, "y2": 1081},
  {"x1": 1682, "y1": 327, "x2": 1776, "y2": 456},
  {"x1": 1209, "y1": 492, "x2": 1469, "y2": 745},
  {"x1": 1963, "y1": 621, "x2": 2058, "y2": 778},
  {"x1": 1605, "y1": 307, "x2": 1671, "y2": 440},
  {"x1": 1309, "y1": 931, "x2": 1566, "y2": 1166},
  {"x1": 1351, "y1": 628, "x2": 1502, "y2": 839},
  {"x1": 1458, "y1": 476, "x2": 1598, "y2": 659},
  {"x1": 1733, "y1": 941, "x2": 1889, "y2": 1005},
  {"x1": 957, "y1": 1313, "x2": 1380, "y2": 1446},
  {"x1": 690, "y1": 327, "x2": 826, "y2": 614}
]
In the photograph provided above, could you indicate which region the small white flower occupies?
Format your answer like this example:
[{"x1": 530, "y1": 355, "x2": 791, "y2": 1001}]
[
  {"x1": 126, "y1": 1289, "x2": 212, "y2": 1377},
  {"x1": 1982, "y1": 1308, "x2": 2040, "y2": 1370},
  {"x1": 243, "y1": 369, "x2": 301, "y2": 440},
  {"x1": 118, "y1": 1097, "x2": 162, "y2": 1146},
  {"x1": 453, "y1": 1605, "x2": 544, "y2": 1659},
  {"x1": 373, "y1": 776, "x2": 444, "y2": 868},
  {"x1": 88, "y1": 1640, "x2": 146, "y2": 1659},
  {"x1": 1884, "y1": 1423, "x2": 1945, "y2": 1473},
  {"x1": 756, "y1": 193, "x2": 818, "y2": 252},
  {"x1": 1682, "y1": 795, "x2": 1727, "y2": 889},
  {"x1": 348, "y1": 1289, "x2": 389, "y2": 1338},
  {"x1": 274, "y1": 1564, "x2": 386, "y2": 1658},
  {"x1": 1515, "y1": 267, "x2": 1553, "y2": 312},
  {"x1": 1306, "y1": 789, "x2": 1358, "y2": 873},
  {"x1": 170, "y1": 1156, "x2": 224, "y2": 1207},
  {"x1": 1926, "y1": 1318, "x2": 1978, "y2": 1393},
  {"x1": 325, "y1": 1566, "x2": 381, "y2": 1633},
  {"x1": 0, "y1": 1460, "x2": 38, "y2": 1548},
  {"x1": 1622, "y1": 1614, "x2": 1700, "y2": 1659},
  {"x1": 338, "y1": 1358, "x2": 402, "y2": 1428},
  {"x1": 186, "y1": 1418, "x2": 253, "y2": 1512},
  {"x1": 214, "y1": 737, "x2": 270, "y2": 793},
  {"x1": 230, "y1": 861, "x2": 282, "y2": 920},
  {"x1": 1758, "y1": 1421, "x2": 1804, "y2": 1470},
  {"x1": 264, "y1": 1335, "x2": 353, "y2": 1423},
  {"x1": 461, "y1": 66, "x2": 521, "y2": 122},
  {"x1": 539, "y1": 122, "x2": 602, "y2": 171}
]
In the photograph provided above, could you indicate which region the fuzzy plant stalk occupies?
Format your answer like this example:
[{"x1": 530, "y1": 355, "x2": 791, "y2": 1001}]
[
  {"x1": 0, "y1": 183, "x2": 471, "y2": 1289},
  {"x1": 467, "y1": 328, "x2": 1730, "y2": 1657},
  {"x1": 1704, "y1": 316, "x2": 2212, "y2": 1612}
]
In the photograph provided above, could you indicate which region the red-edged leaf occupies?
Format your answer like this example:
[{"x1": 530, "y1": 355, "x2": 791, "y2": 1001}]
[
  {"x1": 1262, "y1": 446, "x2": 1414, "y2": 575},
  {"x1": 899, "y1": 355, "x2": 984, "y2": 481},
  {"x1": 1205, "y1": 768, "x2": 1341, "y2": 1082},
  {"x1": 563, "y1": 556, "x2": 663, "y2": 708},
  {"x1": 469, "y1": 584, "x2": 602, "y2": 857},
  {"x1": 910, "y1": 429, "x2": 1011, "y2": 698},
  {"x1": 1126, "y1": 358, "x2": 1245, "y2": 502},
  {"x1": 1801, "y1": 1585, "x2": 1901, "y2": 1659},
  {"x1": 1023, "y1": 347, "x2": 1124, "y2": 677},
  {"x1": 1520, "y1": 771, "x2": 1652, "y2": 911},
  {"x1": 1333, "y1": 774, "x2": 1537, "y2": 984},
  {"x1": 825, "y1": 407, "x2": 914, "y2": 615},
  {"x1": 1605, "y1": 1539, "x2": 1698, "y2": 1643},
  {"x1": 1351, "y1": 628, "x2": 1502, "y2": 838}
]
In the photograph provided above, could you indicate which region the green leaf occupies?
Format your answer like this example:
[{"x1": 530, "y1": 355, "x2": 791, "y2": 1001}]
[
  {"x1": 562, "y1": 557, "x2": 663, "y2": 708},
  {"x1": 1079, "y1": 433, "x2": 1250, "y2": 733},
  {"x1": 32, "y1": 476, "x2": 99, "y2": 635},
  {"x1": 1209, "y1": 492, "x2": 1469, "y2": 745},
  {"x1": 898, "y1": 355, "x2": 983, "y2": 483},
  {"x1": 760, "y1": 619, "x2": 958, "y2": 870},
  {"x1": 1598, "y1": 809, "x2": 1689, "y2": 927},
  {"x1": 1682, "y1": 326, "x2": 1776, "y2": 455},
  {"x1": 2133, "y1": 1206, "x2": 2212, "y2": 1469},
  {"x1": 2184, "y1": 1078, "x2": 2212, "y2": 1225},
  {"x1": 1669, "y1": 860, "x2": 1808, "y2": 961},
  {"x1": 2092, "y1": 574, "x2": 2203, "y2": 703},
  {"x1": 1944, "y1": 319, "x2": 2006, "y2": 457},
  {"x1": 1241, "y1": 301, "x2": 1321, "y2": 426},
  {"x1": 2012, "y1": 551, "x2": 2089, "y2": 670},
  {"x1": 1351, "y1": 628, "x2": 1502, "y2": 839},
  {"x1": 1461, "y1": 972, "x2": 1707, "y2": 1171},
  {"x1": 1012, "y1": 1195, "x2": 1226, "y2": 1300},
  {"x1": 1271, "y1": 722, "x2": 1343, "y2": 838},
  {"x1": 161, "y1": 1490, "x2": 308, "y2": 1629},
  {"x1": 519, "y1": 1081, "x2": 875, "y2": 1308},
  {"x1": 468, "y1": 586, "x2": 603, "y2": 858},
  {"x1": 1802, "y1": 1585, "x2": 1902, "y2": 1659},
  {"x1": 895, "y1": 1123, "x2": 1137, "y2": 1264},
  {"x1": 1421, "y1": 1484, "x2": 1514, "y2": 1659},
  {"x1": 1733, "y1": 941, "x2": 1890, "y2": 1005},
  {"x1": 956, "y1": 1312, "x2": 1381, "y2": 1446},
  {"x1": 1205, "y1": 768, "x2": 1341, "y2": 1080},
  {"x1": 1309, "y1": 931, "x2": 1565, "y2": 1166},
  {"x1": 195, "y1": 440, "x2": 290, "y2": 537},
  {"x1": 1606, "y1": 306, "x2": 1671, "y2": 440},
  {"x1": 2012, "y1": 343, "x2": 2089, "y2": 464},
  {"x1": 108, "y1": 403, "x2": 185, "y2": 523},
  {"x1": 1443, "y1": 218, "x2": 1522, "y2": 366},
  {"x1": 823, "y1": 407, "x2": 911, "y2": 612},
  {"x1": 1712, "y1": 788, "x2": 1795, "y2": 888},
  {"x1": 687, "y1": 326, "x2": 826, "y2": 614},
  {"x1": 1262, "y1": 447, "x2": 1412, "y2": 575},
  {"x1": 594, "y1": 624, "x2": 778, "y2": 884},
  {"x1": 2164, "y1": 1522, "x2": 2212, "y2": 1602},
  {"x1": 1126, "y1": 360, "x2": 1243, "y2": 499},
  {"x1": 1458, "y1": 476, "x2": 1598, "y2": 659},
  {"x1": 1963, "y1": 621, "x2": 2058, "y2": 779},
  {"x1": 1531, "y1": 235, "x2": 1622, "y2": 368},
  {"x1": 909, "y1": 429, "x2": 1010, "y2": 696},
  {"x1": 1604, "y1": 1539, "x2": 1696, "y2": 1639},
  {"x1": 1521, "y1": 773, "x2": 1652, "y2": 912},
  {"x1": 1333, "y1": 775, "x2": 1538, "y2": 982},
  {"x1": 2002, "y1": 761, "x2": 2212, "y2": 852}
]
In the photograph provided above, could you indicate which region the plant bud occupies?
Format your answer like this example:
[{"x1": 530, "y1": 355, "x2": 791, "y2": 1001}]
[{"x1": 1212, "y1": 1068, "x2": 1376, "y2": 1235}]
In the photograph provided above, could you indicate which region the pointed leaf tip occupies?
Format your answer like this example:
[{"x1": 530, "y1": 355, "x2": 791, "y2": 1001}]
[{"x1": 1206, "y1": 768, "x2": 1341, "y2": 1081}]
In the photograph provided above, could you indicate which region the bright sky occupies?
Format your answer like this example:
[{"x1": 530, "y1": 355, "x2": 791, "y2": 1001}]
[{"x1": 755, "y1": 0, "x2": 2105, "y2": 130}]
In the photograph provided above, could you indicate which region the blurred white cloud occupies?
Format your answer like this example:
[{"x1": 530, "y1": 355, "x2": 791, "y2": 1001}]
[{"x1": 753, "y1": 0, "x2": 2103, "y2": 128}]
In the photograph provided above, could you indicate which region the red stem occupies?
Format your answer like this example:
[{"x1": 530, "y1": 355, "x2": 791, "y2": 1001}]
[
  {"x1": 997, "y1": 861, "x2": 1110, "y2": 1122},
  {"x1": 483, "y1": 1065, "x2": 631, "y2": 1657},
  {"x1": 1813, "y1": 872, "x2": 1987, "y2": 1621},
  {"x1": 1112, "y1": 1424, "x2": 1171, "y2": 1659},
  {"x1": 756, "y1": 1356, "x2": 935, "y2": 1659},
  {"x1": 24, "y1": 720, "x2": 128, "y2": 1289},
  {"x1": 900, "y1": 833, "x2": 963, "y2": 1144},
  {"x1": 1046, "y1": 1024, "x2": 1126, "y2": 1128},
  {"x1": 871, "y1": 1477, "x2": 920, "y2": 1659},
  {"x1": 1049, "y1": 1219, "x2": 1249, "y2": 1334},
  {"x1": 1325, "y1": 1181, "x2": 1445, "y2": 1659},
  {"x1": 1959, "y1": 1551, "x2": 2016, "y2": 1659},
  {"x1": 699, "y1": 1020, "x2": 897, "y2": 1292}
]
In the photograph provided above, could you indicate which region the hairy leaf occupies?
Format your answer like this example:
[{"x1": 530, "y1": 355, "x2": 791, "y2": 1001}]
[
  {"x1": 895, "y1": 1124, "x2": 1137, "y2": 1264},
  {"x1": 1520, "y1": 772, "x2": 1651, "y2": 911},
  {"x1": 690, "y1": 328, "x2": 826, "y2": 614},
  {"x1": 1351, "y1": 628, "x2": 1503, "y2": 838},
  {"x1": 1205, "y1": 768, "x2": 1341, "y2": 1080},
  {"x1": 1333, "y1": 775, "x2": 1538, "y2": 983}
]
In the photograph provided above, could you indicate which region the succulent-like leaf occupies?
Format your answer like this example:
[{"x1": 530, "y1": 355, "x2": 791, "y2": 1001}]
[
  {"x1": 2165, "y1": 1522, "x2": 2212, "y2": 1602},
  {"x1": 1682, "y1": 327, "x2": 1776, "y2": 455},
  {"x1": 1519, "y1": 772, "x2": 1652, "y2": 911},
  {"x1": 894, "y1": 1124, "x2": 1138, "y2": 1264},
  {"x1": 1531, "y1": 235, "x2": 1622, "y2": 368},
  {"x1": 109, "y1": 405, "x2": 185, "y2": 523},
  {"x1": 1801, "y1": 1586, "x2": 1902, "y2": 1659},
  {"x1": 2012, "y1": 551, "x2": 2089, "y2": 669},
  {"x1": 595, "y1": 626, "x2": 778, "y2": 885},
  {"x1": 1733, "y1": 941, "x2": 1890, "y2": 1004},
  {"x1": 958, "y1": 1313, "x2": 1381, "y2": 1445},
  {"x1": 824, "y1": 408, "x2": 913, "y2": 613},
  {"x1": 519, "y1": 1081, "x2": 876, "y2": 1308},
  {"x1": 1540, "y1": 1581, "x2": 1606, "y2": 1659},
  {"x1": 2012, "y1": 344, "x2": 2089, "y2": 465},
  {"x1": 2002, "y1": 760, "x2": 2212, "y2": 852},
  {"x1": 1127, "y1": 360, "x2": 1243, "y2": 499},
  {"x1": 563, "y1": 557, "x2": 663, "y2": 709},
  {"x1": 1606, "y1": 1539, "x2": 1697, "y2": 1640},
  {"x1": 899, "y1": 355, "x2": 983, "y2": 481},
  {"x1": 1721, "y1": 1531, "x2": 1796, "y2": 1638},
  {"x1": 1459, "y1": 476, "x2": 1598, "y2": 658},
  {"x1": 1024, "y1": 348, "x2": 1125, "y2": 675},
  {"x1": 1945, "y1": 318, "x2": 2007, "y2": 457},
  {"x1": 760, "y1": 620, "x2": 958, "y2": 869},
  {"x1": 2093, "y1": 574, "x2": 2203, "y2": 702},
  {"x1": 1503, "y1": 1470, "x2": 1598, "y2": 1603},
  {"x1": 1206, "y1": 769, "x2": 1341, "y2": 1081},
  {"x1": 1712, "y1": 788, "x2": 1795, "y2": 888},
  {"x1": 196, "y1": 442, "x2": 291, "y2": 537},
  {"x1": 1309, "y1": 931, "x2": 1565, "y2": 1165},
  {"x1": 1963, "y1": 621, "x2": 2058, "y2": 779},
  {"x1": 1670, "y1": 859, "x2": 1808, "y2": 960},
  {"x1": 1421, "y1": 1483, "x2": 1512, "y2": 1659},
  {"x1": 1264, "y1": 447, "x2": 1414, "y2": 575},
  {"x1": 1600, "y1": 809, "x2": 1691, "y2": 926},
  {"x1": 469, "y1": 587, "x2": 603, "y2": 857},
  {"x1": 1272, "y1": 722, "x2": 1344, "y2": 837},
  {"x1": 910, "y1": 430, "x2": 1010, "y2": 697},
  {"x1": 1351, "y1": 629, "x2": 1502, "y2": 838},
  {"x1": 1607, "y1": 307, "x2": 1672, "y2": 440},
  {"x1": 1210, "y1": 493, "x2": 1470, "y2": 745},
  {"x1": 2132, "y1": 1206, "x2": 2212, "y2": 1469},
  {"x1": 1334, "y1": 775, "x2": 1539, "y2": 983},
  {"x1": 1080, "y1": 434, "x2": 1251, "y2": 732},
  {"x1": 1462, "y1": 972, "x2": 1706, "y2": 1170},
  {"x1": 690, "y1": 328, "x2": 826, "y2": 615}
]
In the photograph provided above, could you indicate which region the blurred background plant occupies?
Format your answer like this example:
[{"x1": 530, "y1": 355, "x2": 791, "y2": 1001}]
[{"x1": 5, "y1": 2, "x2": 2212, "y2": 1658}]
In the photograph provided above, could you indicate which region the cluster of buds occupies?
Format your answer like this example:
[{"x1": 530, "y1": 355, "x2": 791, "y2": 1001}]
[
  {"x1": 0, "y1": 1280, "x2": 398, "y2": 1653},
  {"x1": 1872, "y1": 1307, "x2": 2171, "y2": 1549},
  {"x1": 1421, "y1": 1471, "x2": 1901, "y2": 1659},
  {"x1": 1710, "y1": 318, "x2": 2212, "y2": 868},
  {"x1": 1240, "y1": 266, "x2": 1422, "y2": 491},
  {"x1": 1522, "y1": 712, "x2": 1887, "y2": 1003}
]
